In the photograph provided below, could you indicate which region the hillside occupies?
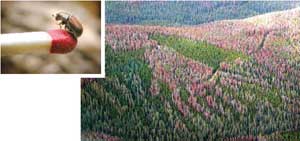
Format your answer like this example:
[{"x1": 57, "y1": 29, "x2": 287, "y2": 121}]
[
  {"x1": 82, "y1": 7, "x2": 300, "y2": 140},
  {"x1": 245, "y1": 7, "x2": 300, "y2": 26},
  {"x1": 106, "y1": 1, "x2": 300, "y2": 26}
]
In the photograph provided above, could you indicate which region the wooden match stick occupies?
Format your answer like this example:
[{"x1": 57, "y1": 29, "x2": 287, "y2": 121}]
[{"x1": 0, "y1": 29, "x2": 77, "y2": 56}]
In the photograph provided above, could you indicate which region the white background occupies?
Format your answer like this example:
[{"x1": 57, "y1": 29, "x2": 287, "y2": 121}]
[{"x1": 0, "y1": 77, "x2": 80, "y2": 141}]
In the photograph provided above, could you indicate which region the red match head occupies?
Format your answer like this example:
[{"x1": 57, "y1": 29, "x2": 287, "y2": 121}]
[{"x1": 47, "y1": 29, "x2": 77, "y2": 54}]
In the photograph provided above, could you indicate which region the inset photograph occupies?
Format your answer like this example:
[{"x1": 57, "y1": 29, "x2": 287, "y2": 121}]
[
  {"x1": 82, "y1": 1, "x2": 300, "y2": 140},
  {"x1": 1, "y1": 1, "x2": 101, "y2": 74}
]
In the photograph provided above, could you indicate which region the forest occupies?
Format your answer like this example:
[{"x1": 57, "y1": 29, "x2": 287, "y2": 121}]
[
  {"x1": 82, "y1": 2, "x2": 300, "y2": 140},
  {"x1": 106, "y1": 1, "x2": 300, "y2": 26}
]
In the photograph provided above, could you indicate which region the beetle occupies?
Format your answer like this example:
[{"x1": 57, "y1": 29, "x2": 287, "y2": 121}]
[{"x1": 53, "y1": 12, "x2": 83, "y2": 38}]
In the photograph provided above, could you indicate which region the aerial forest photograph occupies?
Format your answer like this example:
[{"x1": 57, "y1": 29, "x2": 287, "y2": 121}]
[{"x1": 82, "y1": 1, "x2": 300, "y2": 140}]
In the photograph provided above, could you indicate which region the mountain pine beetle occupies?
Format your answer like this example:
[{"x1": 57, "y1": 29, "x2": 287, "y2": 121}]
[{"x1": 53, "y1": 12, "x2": 83, "y2": 38}]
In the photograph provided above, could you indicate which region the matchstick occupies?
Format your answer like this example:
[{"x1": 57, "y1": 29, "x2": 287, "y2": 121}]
[{"x1": 1, "y1": 29, "x2": 77, "y2": 56}]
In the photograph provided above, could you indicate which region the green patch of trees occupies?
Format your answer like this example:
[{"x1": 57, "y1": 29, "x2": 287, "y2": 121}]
[{"x1": 151, "y1": 34, "x2": 246, "y2": 72}]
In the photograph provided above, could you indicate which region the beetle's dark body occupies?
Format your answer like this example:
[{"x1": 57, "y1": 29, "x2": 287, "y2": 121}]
[{"x1": 54, "y1": 12, "x2": 83, "y2": 38}]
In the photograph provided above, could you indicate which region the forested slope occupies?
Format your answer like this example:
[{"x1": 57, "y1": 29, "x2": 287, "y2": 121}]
[
  {"x1": 82, "y1": 6, "x2": 300, "y2": 141},
  {"x1": 106, "y1": 1, "x2": 300, "y2": 26}
]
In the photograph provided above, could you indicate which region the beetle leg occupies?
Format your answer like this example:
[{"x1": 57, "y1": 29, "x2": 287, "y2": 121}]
[
  {"x1": 65, "y1": 23, "x2": 71, "y2": 32},
  {"x1": 57, "y1": 21, "x2": 63, "y2": 29}
]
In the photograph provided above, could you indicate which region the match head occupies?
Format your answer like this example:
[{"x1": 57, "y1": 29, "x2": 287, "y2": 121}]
[{"x1": 47, "y1": 29, "x2": 78, "y2": 54}]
